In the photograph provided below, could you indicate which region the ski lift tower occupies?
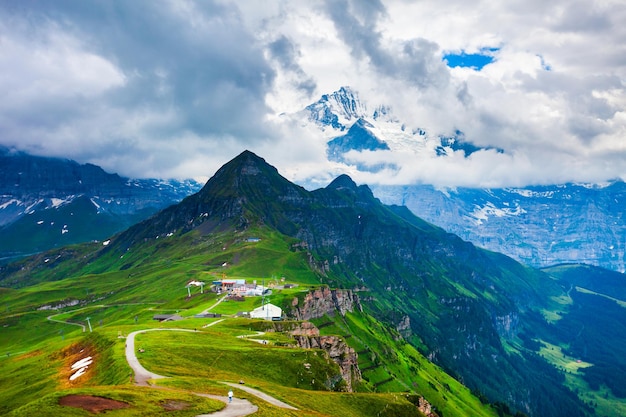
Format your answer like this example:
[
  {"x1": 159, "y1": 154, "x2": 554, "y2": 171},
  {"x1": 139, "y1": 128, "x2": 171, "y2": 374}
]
[{"x1": 185, "y1": 280, "x2": 206, "y2": 297}]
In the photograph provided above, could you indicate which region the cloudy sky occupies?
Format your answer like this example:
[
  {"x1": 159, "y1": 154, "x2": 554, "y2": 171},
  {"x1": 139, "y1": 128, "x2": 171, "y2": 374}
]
[{"x1": 1, "y1": 0, "x2": 625, "y2": 188}]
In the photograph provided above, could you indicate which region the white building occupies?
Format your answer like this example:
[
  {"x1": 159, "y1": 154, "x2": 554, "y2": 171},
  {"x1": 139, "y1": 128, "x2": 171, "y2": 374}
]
[{"x1": 249, "y1": 303, "x2": 282, "y2": 321}]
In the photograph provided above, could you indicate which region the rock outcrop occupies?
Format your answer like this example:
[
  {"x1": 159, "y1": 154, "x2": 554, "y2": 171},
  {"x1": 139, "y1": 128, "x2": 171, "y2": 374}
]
[
  {"x1": 290, "y1": 287, "x2": 362, "y2": 321},
  {"x1": 293, "y1": 334, "x2": 361, "y2": 392},
  {"x1": 417, "y1": 396, "x2": 437, "y2": 417},
  {"x1": 286, "y1": 289, "x2": 363, "y2": 391},
  {"x1": 288, "y1": 321, "x2": 320, "y2": 337},
  {"x1": 396, "y1": 315, "x2": 412, "y2": 339}
]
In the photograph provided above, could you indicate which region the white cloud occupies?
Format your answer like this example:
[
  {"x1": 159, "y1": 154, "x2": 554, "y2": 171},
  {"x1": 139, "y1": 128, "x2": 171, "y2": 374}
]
[
  {"x1": 0, "y1": 22, "x2": 125, "y2": 100},
  {"x1": 0, "y1": 19, "x2": 126, "y2": 154},
  {"x1": 0, "y1": 0, "x2": 624, "y2": 188}
]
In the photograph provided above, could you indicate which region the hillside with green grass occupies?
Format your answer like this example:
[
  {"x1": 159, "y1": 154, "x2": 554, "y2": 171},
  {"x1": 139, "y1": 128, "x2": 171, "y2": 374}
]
[
  {"x1": 0, "y1": 227, "x2": 505, "y2": 416},
  {"x1": 2, "y1": 150, "x2": 623, "y2": 416}
]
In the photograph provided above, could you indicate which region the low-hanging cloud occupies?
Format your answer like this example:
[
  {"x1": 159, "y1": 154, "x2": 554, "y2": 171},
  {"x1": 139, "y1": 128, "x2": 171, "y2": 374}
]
[
  {"x1": 0, "y1": 0, "x2": 278, "y2": 178},
  {"x1": 267, "y1": 35, "x2": 317, "y2": 96},
  {"x1": 0, "y1": 0, "x2": 624, "y2": 187}
]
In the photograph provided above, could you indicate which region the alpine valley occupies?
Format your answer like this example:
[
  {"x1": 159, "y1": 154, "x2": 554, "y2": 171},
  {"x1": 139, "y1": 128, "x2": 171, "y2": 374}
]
[{"x1": 1, "y1": 150, "x2": 624, "y2": 417}]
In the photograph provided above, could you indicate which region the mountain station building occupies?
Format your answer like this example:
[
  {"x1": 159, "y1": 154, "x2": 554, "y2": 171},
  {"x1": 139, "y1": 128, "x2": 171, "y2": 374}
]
[{"x1": 249, "y1": 303, "x2": 282, "y2": 321}]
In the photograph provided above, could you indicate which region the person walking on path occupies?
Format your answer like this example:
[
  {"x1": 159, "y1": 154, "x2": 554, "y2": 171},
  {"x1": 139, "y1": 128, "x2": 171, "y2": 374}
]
[{"x1": 228, "y1": 390, "x2": 234, "y2": 403}]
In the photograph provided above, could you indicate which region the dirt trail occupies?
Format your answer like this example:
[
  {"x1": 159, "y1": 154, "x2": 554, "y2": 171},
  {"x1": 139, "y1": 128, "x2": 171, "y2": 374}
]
[
  {"x1": 222, "y1": 382, "x2": 297, "y2": 410},
  {"x1": 125, "y1": 326, "x2": 297, "y2": 416},
  {"x1": 200, "y1": 294, "x2": 228, "y2": 315},
  {"x1": 47, "y1": 311, "x2": 87, "y2": 332}
]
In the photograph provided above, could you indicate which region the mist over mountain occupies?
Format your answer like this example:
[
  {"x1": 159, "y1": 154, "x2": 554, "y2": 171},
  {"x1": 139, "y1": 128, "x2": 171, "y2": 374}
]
[
  {"x1": 6, "y1": 86, "x2": 622, "y2": 275},
  {"x1": 0, "y1": 148, "x2": 201, "y2": 262},
  {"x1": 300, "y1": 87, "x2": 626, "y2": 273},
  {"x1": 299, "y1": 86, "x2": 482, "y2": 166}
]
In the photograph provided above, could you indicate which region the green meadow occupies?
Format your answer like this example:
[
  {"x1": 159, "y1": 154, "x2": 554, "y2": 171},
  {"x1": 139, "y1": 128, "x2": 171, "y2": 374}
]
[{"x1": 0, "y1": 227, "x2": 507, "y2": 416}]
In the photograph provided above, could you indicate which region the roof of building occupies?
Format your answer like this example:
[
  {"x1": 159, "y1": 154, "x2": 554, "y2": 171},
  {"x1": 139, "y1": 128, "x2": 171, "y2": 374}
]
[
  {"x1": 249, "y1": 303, "x2": 282, "y2": 319},
  {"x1": 152, "y1": 314, "x2": 183, "y2": 321}
]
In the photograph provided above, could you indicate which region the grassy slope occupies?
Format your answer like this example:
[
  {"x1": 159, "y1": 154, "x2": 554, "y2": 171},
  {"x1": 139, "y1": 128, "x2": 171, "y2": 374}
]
[
  {"x1": 1, "y1": 227, "x2": 504, "y2": 416},
  {"x1": 311, "y1": 311, "x2": 498, "y2": 417}
]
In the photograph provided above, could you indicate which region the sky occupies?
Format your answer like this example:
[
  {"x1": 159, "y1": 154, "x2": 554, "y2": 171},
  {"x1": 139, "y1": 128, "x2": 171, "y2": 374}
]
[{"x1": 1, "y1": 0, "x2": 625, "y2": 188}]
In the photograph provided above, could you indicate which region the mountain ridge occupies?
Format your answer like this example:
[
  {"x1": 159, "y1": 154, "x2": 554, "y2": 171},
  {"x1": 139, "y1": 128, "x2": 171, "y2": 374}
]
[
  {"x1": 372, "y1": 182, "x2": 626, "y2": 272},
  {"x1": 299, "y1": 87, "x2": 626, "y2": 272},
  {"x1": 27, "y1": 149, "x2": 588, "y2": 417},
  {"x1": 0, "y1": 148, "x2": 201, "y2": 262},
  {"x1": 4, "y1": 150, "x2": 623, "y2": 416}
]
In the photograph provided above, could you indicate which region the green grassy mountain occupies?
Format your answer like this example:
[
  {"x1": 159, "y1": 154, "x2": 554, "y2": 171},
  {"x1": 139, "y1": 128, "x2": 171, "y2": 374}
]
[
  {"x1": 1, "y1": 150, "x2": 621, "y2": 416},
  {"x1": 0, "y1": 229, "x2": 502, "y2": 416}
]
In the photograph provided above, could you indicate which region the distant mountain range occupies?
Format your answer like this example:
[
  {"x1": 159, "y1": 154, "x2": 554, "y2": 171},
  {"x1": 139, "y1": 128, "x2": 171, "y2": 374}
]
[
  {"x1": 0, "y1": 147, "x2": 201, "y2": 262},
  {"x1": 371, "y1": 183, "x2": 626, "y2": 273},
  {"x1": 2, "y1": 87, "x2": 625, "y2": 275},
  {"x1": 299, "y1": 87, "x2": 626, "y2": 272}
]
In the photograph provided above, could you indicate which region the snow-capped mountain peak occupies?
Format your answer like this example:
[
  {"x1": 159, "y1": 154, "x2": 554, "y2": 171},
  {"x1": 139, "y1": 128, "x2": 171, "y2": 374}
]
[
  {"x1": 295, "y1": 87, "x2": 626, "y2": 273},
  {"x1": 299, "y1": 86, "x2": 492, "y2": 173},
  {"x1": 304, "y1": 86, "x2": 368, "y2": 131}
]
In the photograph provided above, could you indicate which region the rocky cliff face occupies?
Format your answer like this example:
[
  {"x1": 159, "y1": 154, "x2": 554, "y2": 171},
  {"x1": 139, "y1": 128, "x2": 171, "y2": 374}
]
[
  {"x1": 372, "y1": 182, "x2": 626, "y2": 273},
  {"x1": 293, "y1": 333, "x2": 361, "y2": 392},
  {"x1": 289, "y1": 286, "x2": 363, "y2": 321},
  {"x1": 287, "y1": 288, "x2": 364, "y2": 391},
  {"x1": 416, "y1": 396, "x2": 438, "y2": 417},
  {"x1": 396, "y1": 315, "x2": 412, "y2": 339},
  {"x1": 304, "y1": 86, "x2": 365, "y2": 131}
]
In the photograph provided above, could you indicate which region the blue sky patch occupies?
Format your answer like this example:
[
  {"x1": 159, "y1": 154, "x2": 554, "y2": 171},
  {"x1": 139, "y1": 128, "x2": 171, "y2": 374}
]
[
  {"x1": 538, "y1": 54, "x2": 552, "y2": 71},
  {"x1": 443, "y1": 48, "x2": 499, "y2": 70}
]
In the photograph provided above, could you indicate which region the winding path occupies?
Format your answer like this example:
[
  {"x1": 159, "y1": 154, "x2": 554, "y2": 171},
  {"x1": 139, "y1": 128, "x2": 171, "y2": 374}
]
[
  {"x1": 47, "y1": 312, "x2": 86, "y2": 332},
  {"x1": 222, "y1": 382, "x2": 297, "y2": 410},
  {"x1": 125, "y1": 325, "x2": 297, "y2": 416},
  {"x1": 46, "y1": 303, "x2": 160, "y2": 333}
]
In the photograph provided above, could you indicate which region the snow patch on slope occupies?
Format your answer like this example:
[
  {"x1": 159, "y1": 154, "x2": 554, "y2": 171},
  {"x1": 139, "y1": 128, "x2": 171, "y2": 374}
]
[
  {"x1": 0, "y1": 199, "x2": 22, "y2": 210},
  {"x1": 506, "y1": 189, "x2": 556, "y2": 198},
  {"x1": 468, "y1": 202, "x2": 526, "y2": 225},
  {"x1": 50, "y1": 197, "x2": 69, "y2": 208}
]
